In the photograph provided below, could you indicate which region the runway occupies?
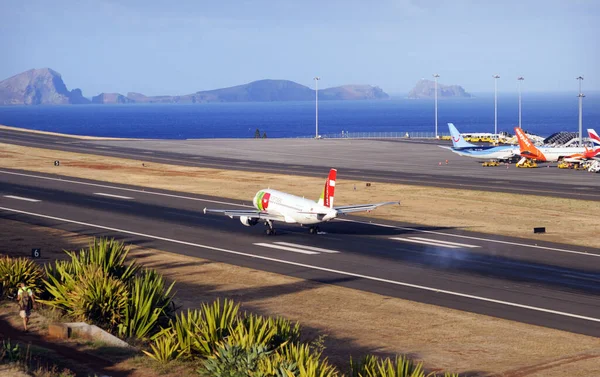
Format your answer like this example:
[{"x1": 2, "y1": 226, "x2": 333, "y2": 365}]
[
  {"x1": 1, "y1": 168, "x2": 599, "y2": 337},
  {"x1": 1, "y1": 127, "x2": 599, "y2": 200}
]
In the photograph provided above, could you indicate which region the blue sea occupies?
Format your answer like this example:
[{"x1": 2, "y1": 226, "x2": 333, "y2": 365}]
[{"x1": 0, "y1": 92, "x2": 598, "y2": 139}]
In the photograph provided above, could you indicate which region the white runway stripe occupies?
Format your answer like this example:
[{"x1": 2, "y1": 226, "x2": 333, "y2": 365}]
[
  {"x1": 409, "y1": 237, "x2": 480, "y2": 248},
  {"x1": 253, "y1": 243, "x2": 319, "y2": 255},
  {"x1": 93, "y1": 193, "x2": 134, "y2": 200},
  {"x1": 1, "y1": 206, "x2": 599, "y2": 324},
  {"x1": 274, "y1": 242, "x2": 340, "y2": 253},
  {"x1": 3, "y1": 195, "x2": 41, "y2": 202},
  {"x1": 389, "y1": 237, "x2": 460, "y2": 248}
]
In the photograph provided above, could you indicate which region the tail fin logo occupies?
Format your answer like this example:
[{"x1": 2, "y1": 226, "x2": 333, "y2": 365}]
[
  {"x1": 588, "y1": 129, "x2": 600, "y2": 145},
  {"x1": 318, "y1": 168, "x2": 337, "y2": 208}
]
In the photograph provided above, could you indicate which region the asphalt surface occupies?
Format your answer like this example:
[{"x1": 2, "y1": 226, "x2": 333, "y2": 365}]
[
  {"x1": 1, "y1": 169, "x2": 599, "y2": 337},
  {"x1": 1, "y1": 128, "x2": 599, "y2": 200}
]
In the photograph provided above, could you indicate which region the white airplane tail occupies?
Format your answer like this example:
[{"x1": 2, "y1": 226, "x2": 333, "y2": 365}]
[{"x1": 448, "y1": 123, "x2": 477, "y2": 149}]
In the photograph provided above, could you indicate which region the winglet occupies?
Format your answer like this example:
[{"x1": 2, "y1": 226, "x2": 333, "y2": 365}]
[{"x1": 448, "y1": 123, "x2": 477, "y2": 149}]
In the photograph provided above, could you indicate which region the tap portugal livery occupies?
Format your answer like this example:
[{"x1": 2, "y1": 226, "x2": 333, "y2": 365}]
[
  {"x1": 203, "y1": 168, "x2": 399, "y2": 235},
  {"x1": 515, "y1": 127, "x2": 600, "y2": 163},
  {"x1": 441, "y1": 123, "x2": 519, "y2": 161}
]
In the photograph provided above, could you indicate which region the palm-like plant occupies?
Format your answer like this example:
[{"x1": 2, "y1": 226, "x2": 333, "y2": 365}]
[{"x1": 0, "y1": 256, "x2": 44, "y2": 299}]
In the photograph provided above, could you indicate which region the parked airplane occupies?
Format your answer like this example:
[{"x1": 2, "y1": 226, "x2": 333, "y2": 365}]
[
  {"x1": 203, "y1": 169, "x2": 399, "y2": 235},
  {"x1": 441, "y1": 123, "x2": 519, "y2": 161},
  {"x1": 514, "y1": 127, "x2": 600, "y2": 163}
]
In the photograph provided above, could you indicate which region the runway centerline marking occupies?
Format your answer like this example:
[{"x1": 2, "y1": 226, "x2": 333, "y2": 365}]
[
  {"x1": 274, "y1": 242, "x2": 340, "y2": 253},
  {"x1": 254, "y1": 243, "x2": 319, "y2": 255},
  {"x1": 3, "y1": 195, "x2": 41, "y2": 203},
  {"x1": 390, "y1": 237, "x2": 460, "y2": 249},
  {"x1": 1, "y1": 205, "x2": 599, "y2": 324},
  {"x1": 93, "y1": 192, "x2": 134, "y2": 200},
  {"x1": 409, "y1": 237, "x2": 480, "y2": 248},
  {"x1": 1, "y1": 170, "x2": 598, "y2": 258}
]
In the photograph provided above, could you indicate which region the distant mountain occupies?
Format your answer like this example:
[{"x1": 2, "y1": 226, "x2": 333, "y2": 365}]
[
  {"x1": 129, "y1": 80, "x2": 389, "y2": 103},
  {"x1": 407, "y1": 79, "x2": 472, "y2": 99},
  {"x1": 92, "y1": 93, "x2": 134, "y2": 104},
  {"x1": 0, "y1": 68, "x2": 90, "y2": 105},
  {"x1": 0, "y1": 69, "x2": 389, "y2": 105}
]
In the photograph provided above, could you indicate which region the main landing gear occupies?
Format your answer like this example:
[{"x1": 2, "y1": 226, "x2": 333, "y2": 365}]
[
  {"x1": 265, "y1": 220, "x2": 276, "y2": 236},
  {"x1": 309, "y1": 226, "x2": 321, "y2": 235}
]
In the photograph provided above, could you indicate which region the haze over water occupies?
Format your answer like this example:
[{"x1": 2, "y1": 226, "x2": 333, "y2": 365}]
[{"x1": 0, "y1": 93, "x2": 598, "y2": 139}]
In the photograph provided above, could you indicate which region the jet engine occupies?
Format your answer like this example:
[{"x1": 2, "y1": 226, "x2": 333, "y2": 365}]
[{"x1": 240, "y1": 216, "x2": 259, "y2": 227}]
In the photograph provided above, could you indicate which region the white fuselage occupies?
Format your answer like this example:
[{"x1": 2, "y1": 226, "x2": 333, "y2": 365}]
[
  {"x1": 534, "y1": 146, "x2": 588, "y2": 162},
  {"x1": 253, "y1": 189, "x2": 337, "y2": 225}
]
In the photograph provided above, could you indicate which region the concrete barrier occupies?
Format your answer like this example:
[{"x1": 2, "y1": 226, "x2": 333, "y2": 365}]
[{"x1": 48, "y1": 322, "x2": 130, "y2": 348}]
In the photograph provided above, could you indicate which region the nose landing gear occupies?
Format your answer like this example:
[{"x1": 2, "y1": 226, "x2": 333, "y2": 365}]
[{"x1": 309, "y1": 226, "x2": 321, "y2": 234}]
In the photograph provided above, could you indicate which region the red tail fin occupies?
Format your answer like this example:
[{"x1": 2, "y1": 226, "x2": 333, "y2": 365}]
[{"x1": 318, "y1": 168, "x2": 337, "y2": 208}]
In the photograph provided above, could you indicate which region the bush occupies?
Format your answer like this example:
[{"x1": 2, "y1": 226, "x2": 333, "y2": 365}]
[
  {"x1": 0, "y1": 256, "x2": 44, "y2": 299},
  {"x1": 65, "y1": 238, "x2": 139, "y2": 282},
  {"x1": 44, "y1": 264, "x2": 129, "y2": 332},
  {"x1": 118, "y1": 269, "x2": 176, "y2": 340},
  {"x1": 43, "y1": 238, "x2": 176, "y2": 338},
  {"x1": 349, "y1": 355, "x2": 459, "y2": 377}
]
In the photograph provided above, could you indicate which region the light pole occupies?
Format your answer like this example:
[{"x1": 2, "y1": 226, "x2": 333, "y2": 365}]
[
  {"x1": 576, "y1": 76, "x2": 584, "y2": 146},
  {"x1": 517, "y1": 76, "x2": 524, "y2": 128},
  {"x1": 493, "y1": 74, "x2": 500, "y2": 135},
  {"x1": 433, "y1": 73, "x2": 440, "y2": 138},
  {"x1": 314, "y1": 76, "x2": 320, "y2": 139}
]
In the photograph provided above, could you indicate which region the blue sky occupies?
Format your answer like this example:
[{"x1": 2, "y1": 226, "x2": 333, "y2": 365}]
[{"x1": 0, "y1": 0, "x2": 598, "y2": 96}]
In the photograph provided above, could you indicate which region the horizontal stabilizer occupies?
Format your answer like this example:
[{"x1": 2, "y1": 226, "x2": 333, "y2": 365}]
[{"x1": 335, "y1": 201, "x2": 399, "y2": 215}]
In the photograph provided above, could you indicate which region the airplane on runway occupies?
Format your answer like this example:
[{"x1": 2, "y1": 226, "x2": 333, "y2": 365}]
[
  {"x1": 203, "y1": 168, "x2": 399, "y2": 235},
  {"x1": 441, "y1": 123, "x2": 519, "y2": 161},
  {"x1": 514, "y1": 127, "x2": 600, "y2": 163}
]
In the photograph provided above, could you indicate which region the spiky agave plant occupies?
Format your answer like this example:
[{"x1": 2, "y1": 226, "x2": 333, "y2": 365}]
[
  {"x1": 349, "y1": 354, "x2": 460, "y2": 377},
  {"x1": 70, "y1": 265, "x2": 129, "y2": 332},
  {"x1": 0, "y1": 256, "x2": 44, "y2": 299},
  {"x1": 66, "y1": 238, "x2": 139, "y2": 282},
  {"x1": 190, "y1": 298, "x2": 241, "y2": 357},
  {"x1": 118, "y1": 269, "x2": 176, "y2": 340},
  {"x1": 277, "y1": 342, "x2": 340, "y2": 377},
  {"x1": 143, "y1": 331, "x2": 183, "y2": 363}
]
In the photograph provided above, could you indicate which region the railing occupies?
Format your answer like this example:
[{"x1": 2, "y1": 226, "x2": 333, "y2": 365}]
[{"x1": 296, "y1": 131, "x2": 450, "y2": 139}]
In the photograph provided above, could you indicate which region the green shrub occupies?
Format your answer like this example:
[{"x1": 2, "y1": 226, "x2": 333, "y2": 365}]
[
  {"x1": 118, "y1": 269, "x2": 176, "y2": 340},
  {"x1": 66, "y1": 238, "x2": 139, "y2": 282},
  {"x1": 169, "y1": 308, "x2": 204, "y2": 360},
  {"x1": 0, "y1": 339, "x2": 22, "y2": 363},
  {"x1": 191, "y1": 299, "x2": 241, "y2": 357},
  {"x1": 0, "y1": 256, "x2": 44, "y2": 299},
  {"x1": 278, "y1": 342, "x2": 339, "y2": 377},
  {"x1": 43, "y1": 264, "x2": 129, "y2": 332},
  {"x1": 70, "y1": 265, "x2": 129, "y2": 331},
  {"x1": 143, "y1": 331, "x2": 183, "y2": 363},
  {"x1": 233, "y1": 314, "x2": 301, "y2": 352},
  {"x1": 349, "y1": 355, "x2": 459, "y2": 377},
  {"x1": 202, "y1": 343, "x2": 273, "y2": 377}
]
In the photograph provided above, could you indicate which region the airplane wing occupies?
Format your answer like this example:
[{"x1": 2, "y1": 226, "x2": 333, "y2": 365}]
[
  {"x1": 334, "y1": 201, "x2": 399, "y2": 215},
  {"x1": 203, "y1": 208, "x2": 285, "y2": 222}
]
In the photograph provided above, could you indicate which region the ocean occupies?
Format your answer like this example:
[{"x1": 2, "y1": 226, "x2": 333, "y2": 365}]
[{"x1": 0, "y1": 92, "x2": 598, "y2": 139}]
